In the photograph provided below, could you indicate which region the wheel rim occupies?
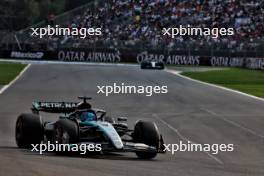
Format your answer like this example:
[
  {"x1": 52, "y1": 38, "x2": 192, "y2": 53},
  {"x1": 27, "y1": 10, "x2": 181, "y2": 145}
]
[
  {"x1": 62, "y1": 131, "x2": 70, "y2": 144},
  {"x1": 55, "y1": 127, "x2": 69, "y2": 144}
]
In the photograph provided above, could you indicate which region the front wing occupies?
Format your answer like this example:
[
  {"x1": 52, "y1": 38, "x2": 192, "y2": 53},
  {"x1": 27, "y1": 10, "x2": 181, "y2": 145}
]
[{"x1": 76, "y1": 142, "x2": 165, "y2": 153}]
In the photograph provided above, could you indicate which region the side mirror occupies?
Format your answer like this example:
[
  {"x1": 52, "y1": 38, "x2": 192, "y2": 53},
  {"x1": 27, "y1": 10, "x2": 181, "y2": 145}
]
[{"x1": 117, "y1": 117, "x2": 127, "y2": 122}]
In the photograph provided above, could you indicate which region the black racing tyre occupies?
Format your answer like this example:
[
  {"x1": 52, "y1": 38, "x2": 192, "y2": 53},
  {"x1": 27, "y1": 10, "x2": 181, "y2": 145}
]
[
  {"x1": 15, "y1": 113, "x2": 44, "y2": 148},
  {"x1": 133, "y1": 120, "x2": 160, "y2": 159},
  {"x1": 159, "y1": 64, "x2": 165, "y2": 70},
  {"x1": 140, "y1": 63, "x2": 147, "y2": 69},
  {"x1": 53, "y1": 119, "x2": 79, "y2": 144}
]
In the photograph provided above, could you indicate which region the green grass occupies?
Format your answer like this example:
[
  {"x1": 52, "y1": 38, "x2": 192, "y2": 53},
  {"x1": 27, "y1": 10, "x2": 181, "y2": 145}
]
[
  {"x1": 0, "y1": 62, "x2": 27, "y2": 85},
  {"x1": 181, "y1": 68, "x2": 264, "y2": 98}
]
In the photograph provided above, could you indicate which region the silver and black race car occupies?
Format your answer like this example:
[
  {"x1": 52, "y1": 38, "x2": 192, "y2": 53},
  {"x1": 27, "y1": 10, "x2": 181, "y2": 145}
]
[
  {"x1": 15, "y1": 97, "x2": 165, "y2": 159},
  {"x1": 140, "y1": 60, "x2": 165, "y2": 70}
]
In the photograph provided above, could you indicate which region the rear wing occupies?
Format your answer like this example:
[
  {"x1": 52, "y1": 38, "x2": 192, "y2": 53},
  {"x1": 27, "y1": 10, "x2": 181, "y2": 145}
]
[{"x1": 32, "y1": 102, "x2": 78, "y2": 114}]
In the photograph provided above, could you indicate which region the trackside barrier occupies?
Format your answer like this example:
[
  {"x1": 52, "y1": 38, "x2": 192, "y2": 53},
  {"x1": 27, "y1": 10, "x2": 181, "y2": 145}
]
[{"x1": 1, "y1": 49, "x2": 264, "y2": 70}]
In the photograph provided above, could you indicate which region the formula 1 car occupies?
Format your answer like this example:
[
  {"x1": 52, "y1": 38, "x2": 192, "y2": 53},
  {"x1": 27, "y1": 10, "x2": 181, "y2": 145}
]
[
  {"x1": 140, "y1": 60, "x2": 165, "y2": 70},
  {"x1": 15, "y1": 97, "x2": 165, "y2": 159}
]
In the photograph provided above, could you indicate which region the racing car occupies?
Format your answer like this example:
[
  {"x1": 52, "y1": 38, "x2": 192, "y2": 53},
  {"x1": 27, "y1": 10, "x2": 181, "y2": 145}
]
[
  {"x1": 140, "y1": 60, "x2": 165, "y2": 69},
  {"x1": 15, "y1": 97, "x2": 165, "y2": 159}
]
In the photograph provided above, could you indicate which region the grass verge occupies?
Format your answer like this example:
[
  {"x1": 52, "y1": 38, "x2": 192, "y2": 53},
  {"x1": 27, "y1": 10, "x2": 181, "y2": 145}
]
[
  {"x1": 181, "y1": 68, "x2": 264, "y2": 98},
  {"x1": 0, "y1": 62, "x2": 27, "y2": 85}
]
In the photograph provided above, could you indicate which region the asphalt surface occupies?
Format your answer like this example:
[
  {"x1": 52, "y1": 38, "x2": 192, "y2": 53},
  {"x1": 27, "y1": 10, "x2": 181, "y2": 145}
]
[{"x1": 0, "y1": 64, "x2": 263, "y2": 176}]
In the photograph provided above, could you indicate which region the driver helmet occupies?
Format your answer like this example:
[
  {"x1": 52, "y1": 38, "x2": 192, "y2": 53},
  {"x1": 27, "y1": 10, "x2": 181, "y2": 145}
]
[{"x1": 80, "y1": 112, "x2": 96, "y2": 122}]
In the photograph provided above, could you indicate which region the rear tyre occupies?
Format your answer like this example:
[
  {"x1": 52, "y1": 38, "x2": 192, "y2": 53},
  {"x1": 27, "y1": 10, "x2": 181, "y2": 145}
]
[
  {"x1": 15, "y1": 113, "x2": 43, "y2": 148},
  {"x1": 140, "y1": 63, "x2": 147, "y2": 69},
  {"x1": 133, "y1": 120, "x2": 160, "y2": 159}
]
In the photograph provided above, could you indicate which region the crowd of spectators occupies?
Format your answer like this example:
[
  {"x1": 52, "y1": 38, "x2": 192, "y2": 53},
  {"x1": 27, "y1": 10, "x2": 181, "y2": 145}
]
[{"x1": 4, "y1": 0, "x2": 264, "y2": 52}]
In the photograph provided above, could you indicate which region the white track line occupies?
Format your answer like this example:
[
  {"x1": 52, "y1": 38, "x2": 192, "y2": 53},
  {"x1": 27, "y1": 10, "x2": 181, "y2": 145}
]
[
  {"x1": 153, "y1": 113, "x2": 224, "y2": 165},
  {"x1": 0, "y1": 64, "x2": 31, "y2": 94},
  {"x1": 203, "y1": 108, "x2": 264, "y2": 139},
  {"x1": 165, "y1": 69, "x2": 264, "y2": 102}
]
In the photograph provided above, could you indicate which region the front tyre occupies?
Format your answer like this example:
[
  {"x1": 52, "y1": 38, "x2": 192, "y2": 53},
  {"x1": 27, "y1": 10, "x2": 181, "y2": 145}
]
[
  {"x1": 133, "y1": 120, "x2": 160, "y2": 159},
  {"x1": 15, "y1": 113, "x2": 43, "y2": 148},
  {"x1": 53, "y1": 119, "x2": 79, "y2": 144},
  {"x1": 52, "y1": 119, "x2": 79, "y2": 155}
]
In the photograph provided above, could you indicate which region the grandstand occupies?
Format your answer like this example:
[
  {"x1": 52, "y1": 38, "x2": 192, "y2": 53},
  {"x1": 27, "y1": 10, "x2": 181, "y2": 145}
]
[{"x1": 1, "y1": 0, "x2": 264, "y2": 57}]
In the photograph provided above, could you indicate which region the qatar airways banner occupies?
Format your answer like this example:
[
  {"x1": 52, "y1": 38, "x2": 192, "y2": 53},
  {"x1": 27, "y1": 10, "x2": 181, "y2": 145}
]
[
  {"x1": 245, "y1": 58, "x2": 264, "y2": 70},
  {"x1": 56, "y1": 50, "x2": 202, "y2": 66},
  {"x1": 209, "y1": 56, "x2": 264, "y2": 69},
  {"x1": 57, "y1": 50, "x2": 121, "y2": 63},
  {"x1": 136, "y1": 51, "x2": 200, "y2": 65}
]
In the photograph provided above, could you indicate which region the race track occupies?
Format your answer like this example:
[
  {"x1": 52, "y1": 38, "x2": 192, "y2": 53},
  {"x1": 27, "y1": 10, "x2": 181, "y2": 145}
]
[{"x1": 0, "y1": 64, "x2": 264, "y2": 176}]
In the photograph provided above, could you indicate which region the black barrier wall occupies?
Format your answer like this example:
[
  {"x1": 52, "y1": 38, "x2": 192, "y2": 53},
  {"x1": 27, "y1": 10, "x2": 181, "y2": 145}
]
[{"x1": 1, "y1": 49, "x2": 264, "y2": 70}]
